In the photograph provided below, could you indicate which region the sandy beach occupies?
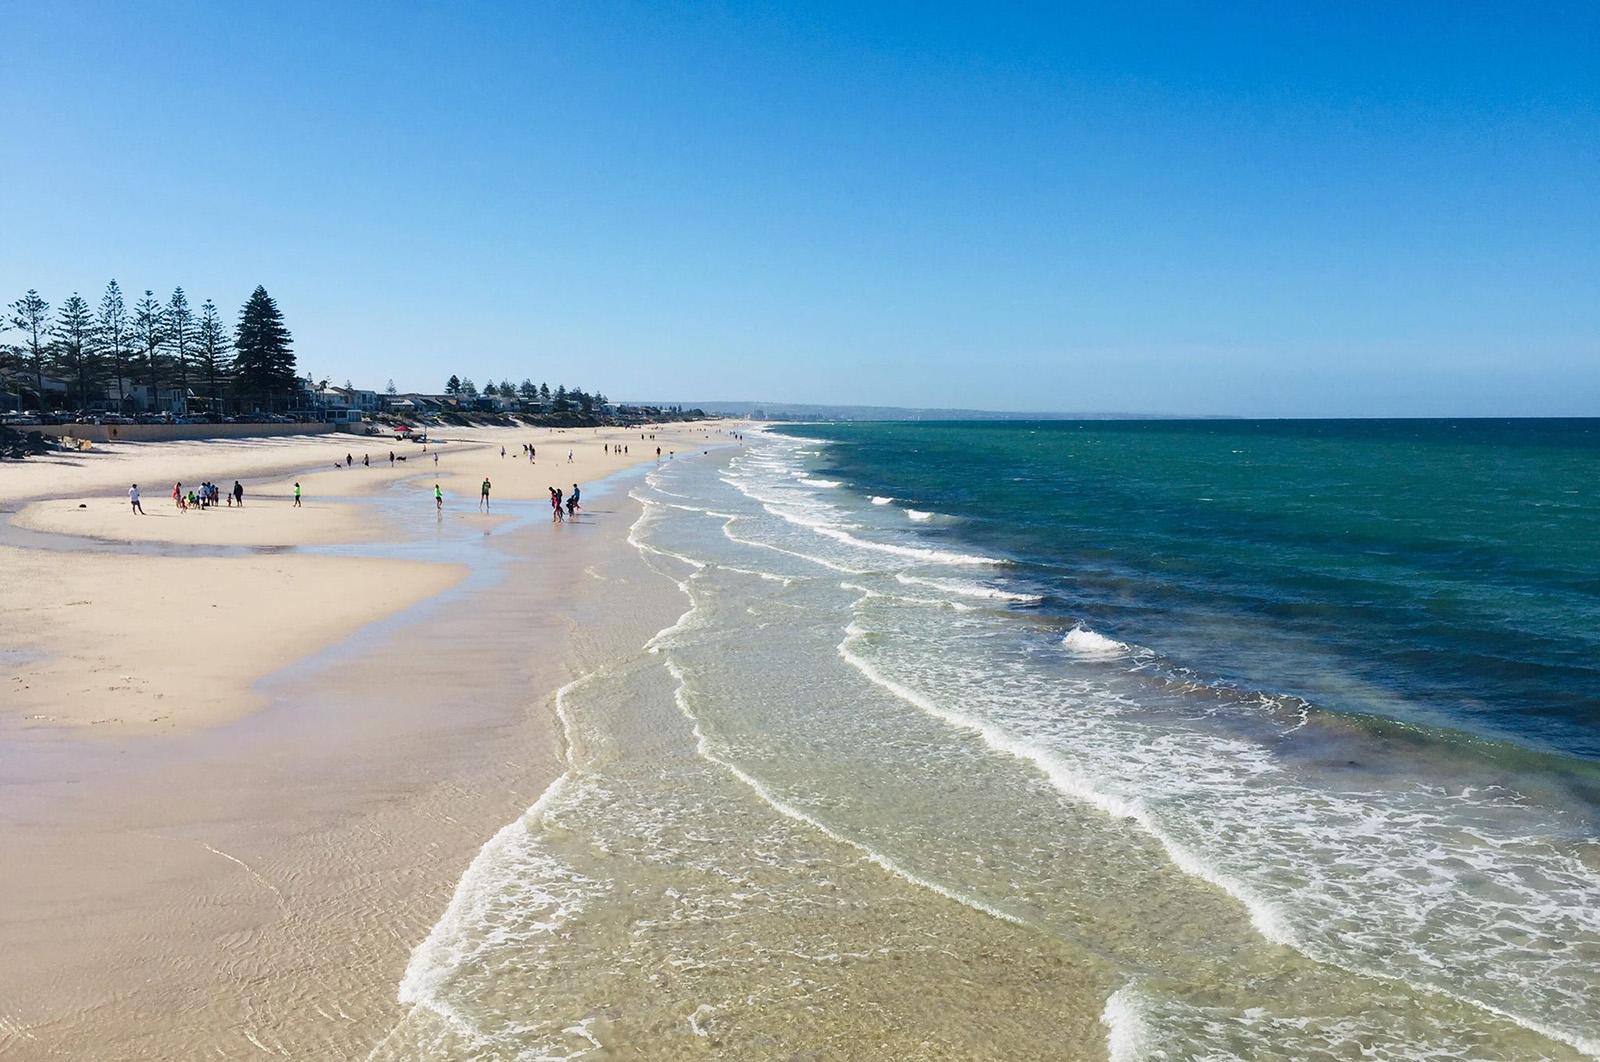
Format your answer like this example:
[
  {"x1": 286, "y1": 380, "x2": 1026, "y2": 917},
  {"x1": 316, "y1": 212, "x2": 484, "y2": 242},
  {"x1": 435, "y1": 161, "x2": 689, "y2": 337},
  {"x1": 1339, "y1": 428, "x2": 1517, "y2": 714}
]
[{"x1": 0, "y1": 420, "x2": 741, "y2": 1057}]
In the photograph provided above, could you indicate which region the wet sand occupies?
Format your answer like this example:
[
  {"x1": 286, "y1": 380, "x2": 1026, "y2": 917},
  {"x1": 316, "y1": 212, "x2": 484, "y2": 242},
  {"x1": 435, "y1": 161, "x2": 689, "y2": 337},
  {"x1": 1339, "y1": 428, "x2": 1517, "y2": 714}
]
[{"x1": 0, "y1": 421, "x2": 739, "y2": 1057}]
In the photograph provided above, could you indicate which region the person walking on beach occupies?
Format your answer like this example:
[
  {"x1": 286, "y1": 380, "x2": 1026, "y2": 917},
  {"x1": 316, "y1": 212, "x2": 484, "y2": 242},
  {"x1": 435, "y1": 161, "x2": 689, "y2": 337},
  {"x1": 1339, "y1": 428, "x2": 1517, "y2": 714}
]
[
  {"x1": 173, "y1": 483, "x2": 184, "y2": 511},
  {"x1": 435, "y1": 483, "x2": 444, "y2": 512},
  {"x1": 389, "y1": 450, "x2": 395, "y2": 465},
  {"x1": 346, "y1": 453, "x2": 352, "y2": 467},
  {"x1": 433, "y1": 452, "x2": 438, "y2": 466},
  {"x1": 363, "y1": 453, "x2": 369, "y2": 466},
  {"x1": 550, "y1": 487, "x2": 564, "y2": 522},
  {"x1": 293, "y1": 482, "x2": 302, "y2": 508},
  {"x1": 234, "y1": 481, "x2": 244, "y2": 507},
  {"x1": 567, "y1": 483, "x2": 580, "y2": 517},
  {"x1": 501, "y1": 446, "x2": 506, "y2": 459},
  {"x1": 480, "y1": 477, "x2": 492, "y2": 511},
  {"x1": 129, "y1": 484, "x2": 144, "y2": 514}
]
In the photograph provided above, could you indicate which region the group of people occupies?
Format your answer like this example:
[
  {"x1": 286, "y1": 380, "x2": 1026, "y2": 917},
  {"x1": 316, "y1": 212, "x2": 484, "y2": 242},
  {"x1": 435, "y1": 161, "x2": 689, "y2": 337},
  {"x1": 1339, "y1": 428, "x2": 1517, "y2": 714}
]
[
  {"x1": 549, "y1": 484, "x2": 579, "y2": 520},
  {"x1": 139, "y1": 480, "x2": 244, "y2": 513}
]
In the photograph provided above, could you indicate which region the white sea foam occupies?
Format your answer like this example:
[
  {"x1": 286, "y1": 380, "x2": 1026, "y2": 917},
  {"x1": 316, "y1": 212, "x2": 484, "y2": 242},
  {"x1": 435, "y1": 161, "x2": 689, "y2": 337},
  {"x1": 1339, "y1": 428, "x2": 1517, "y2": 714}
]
[
  {"x1": 1100, "y1": 983, "x2": 1154, "y2": 1062},
  {"x1": 661, "y1": 656, "x2": 1029, "y2": 930},
  {"x1": 904, "y1": 509, "x2": 935, "y2": 522},
  {"x1": 720, "y1": 520, "x2": 868, "y2": 575},
  {"x1": 809, "y1": 524, "x2": 1002, "y2": 566},
  {"x1": 798, "y1": 477, "x2": 842, "y2": 488},
  {"x1": 836, "y1": 618, "x2": 1297, "y2": 949},
  {"x1": 894, "y1": 573, "x2": 1042, "y2": 603},
  {"x1": 870, "y1": 496, "x2": 894, "y2": 505},
  {"x1": 1061, "y1": 626, "x2": 1130, "y2": 659},
  {"x1": 870, "y1": 613, "x2": 1600, "y2": 1057}
]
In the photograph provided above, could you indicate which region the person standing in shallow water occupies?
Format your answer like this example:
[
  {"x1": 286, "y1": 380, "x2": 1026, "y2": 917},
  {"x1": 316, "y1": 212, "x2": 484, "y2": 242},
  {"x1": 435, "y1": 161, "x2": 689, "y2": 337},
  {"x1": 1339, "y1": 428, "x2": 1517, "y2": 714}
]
[
  {"x1": 435, "y1": 483, "x2": 444, "y2": 512},
  {"x1": 480, "y1": 477, "x2": 492, "y2": 511}
]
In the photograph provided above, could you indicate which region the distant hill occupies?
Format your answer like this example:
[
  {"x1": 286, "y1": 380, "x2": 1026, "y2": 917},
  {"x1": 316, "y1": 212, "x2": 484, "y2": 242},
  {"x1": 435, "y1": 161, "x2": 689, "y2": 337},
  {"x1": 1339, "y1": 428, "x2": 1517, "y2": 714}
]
[{"x1": 626, "y1": 400, "x2": 1219, "y2": 422}]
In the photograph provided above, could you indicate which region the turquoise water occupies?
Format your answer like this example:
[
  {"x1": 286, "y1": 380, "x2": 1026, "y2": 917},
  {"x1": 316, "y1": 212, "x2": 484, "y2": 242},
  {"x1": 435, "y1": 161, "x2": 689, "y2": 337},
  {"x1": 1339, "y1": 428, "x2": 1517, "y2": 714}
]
[
  {"x1": 781, "y1": 418, "x2": 1600, "y2": 762},
  {"x1": 386, "y1": 426, "x2": 1600, "y2": 1059}
]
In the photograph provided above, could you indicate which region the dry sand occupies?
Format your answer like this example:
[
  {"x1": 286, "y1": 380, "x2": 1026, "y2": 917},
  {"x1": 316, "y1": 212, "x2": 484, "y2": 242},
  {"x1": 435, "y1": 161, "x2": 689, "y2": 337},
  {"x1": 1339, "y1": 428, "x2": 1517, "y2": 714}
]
[
  {"x1": 1, "y1": 548, "x2": 465, "y2": 732},
  {"x1": 0, "y1": 419, "x2": 743, "y2": 1058}
]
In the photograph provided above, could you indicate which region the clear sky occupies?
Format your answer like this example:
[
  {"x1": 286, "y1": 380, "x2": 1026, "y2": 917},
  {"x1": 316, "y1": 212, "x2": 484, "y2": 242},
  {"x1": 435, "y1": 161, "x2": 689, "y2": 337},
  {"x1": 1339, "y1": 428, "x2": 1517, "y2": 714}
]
[{"x1": 4, "y1": 2, "x2": 1597, "y2": 416}]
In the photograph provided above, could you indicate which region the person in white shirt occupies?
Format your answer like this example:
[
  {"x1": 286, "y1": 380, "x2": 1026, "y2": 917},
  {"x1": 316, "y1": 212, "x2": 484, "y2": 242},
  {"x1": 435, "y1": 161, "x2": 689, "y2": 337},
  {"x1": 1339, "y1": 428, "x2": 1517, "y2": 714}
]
[{"x1": 129, "y1": 484, "x2": 144, "y2": 514}]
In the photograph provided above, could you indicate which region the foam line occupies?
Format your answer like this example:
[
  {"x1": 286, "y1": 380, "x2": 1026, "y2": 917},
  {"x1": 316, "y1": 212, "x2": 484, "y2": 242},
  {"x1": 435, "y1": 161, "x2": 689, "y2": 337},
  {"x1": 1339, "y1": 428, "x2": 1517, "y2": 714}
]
[
  {"x1": 660, "y1": 658, "x2": 1029, "y2": 931},
  {"x1": 834, "y1": 616, "x2": 1296, "y2": 948},
  {"x1": 837, "y1": 617, "x2": 1600, "y2": 1059}
]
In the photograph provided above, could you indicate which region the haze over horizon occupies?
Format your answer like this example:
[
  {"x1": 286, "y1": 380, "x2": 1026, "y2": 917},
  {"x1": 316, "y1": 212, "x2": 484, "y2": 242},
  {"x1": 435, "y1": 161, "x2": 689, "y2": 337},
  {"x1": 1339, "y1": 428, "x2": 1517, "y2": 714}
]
[{"x1": 4, "y1": 2, "x2": 1596, "y2": 418}]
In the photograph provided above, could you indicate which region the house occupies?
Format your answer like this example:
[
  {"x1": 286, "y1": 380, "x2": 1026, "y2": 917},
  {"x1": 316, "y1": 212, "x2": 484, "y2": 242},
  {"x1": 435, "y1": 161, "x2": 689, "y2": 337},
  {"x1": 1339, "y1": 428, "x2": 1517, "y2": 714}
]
[
  {"x1": 320, "y1": 386, "x2": 383, "y2": 413},
  {"x1": 0, "y1": 370, "x2": 68, "y2": 411},
  {"x1": 394, "y1": 393, "x2": 452, "y2": 414}
]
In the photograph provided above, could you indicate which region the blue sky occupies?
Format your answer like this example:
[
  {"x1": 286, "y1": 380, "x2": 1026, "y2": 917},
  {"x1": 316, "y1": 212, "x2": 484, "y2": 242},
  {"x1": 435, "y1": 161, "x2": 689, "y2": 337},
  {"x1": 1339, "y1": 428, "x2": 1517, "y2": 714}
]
[{"x1": 4, "y1": 1, "x2": 1596, "y2": 416}]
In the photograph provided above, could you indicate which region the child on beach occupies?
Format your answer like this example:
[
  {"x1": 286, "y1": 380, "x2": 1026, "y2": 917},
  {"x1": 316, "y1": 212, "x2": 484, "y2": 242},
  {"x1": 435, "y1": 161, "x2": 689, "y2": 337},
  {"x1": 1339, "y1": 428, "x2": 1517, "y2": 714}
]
[
  {"x1": 435, "y1": 484, "x2": 444, "y2": 512},
  {"x1": 129, "y1": 484, "x2": 143, "y2": 514}
]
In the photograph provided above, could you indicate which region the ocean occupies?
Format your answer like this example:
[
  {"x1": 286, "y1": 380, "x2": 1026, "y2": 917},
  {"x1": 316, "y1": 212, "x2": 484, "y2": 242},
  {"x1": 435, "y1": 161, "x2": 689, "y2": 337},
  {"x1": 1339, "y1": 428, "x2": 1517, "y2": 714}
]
[{"x1": 381, "y1": 420, "x2": 1600, "y2": 1060}]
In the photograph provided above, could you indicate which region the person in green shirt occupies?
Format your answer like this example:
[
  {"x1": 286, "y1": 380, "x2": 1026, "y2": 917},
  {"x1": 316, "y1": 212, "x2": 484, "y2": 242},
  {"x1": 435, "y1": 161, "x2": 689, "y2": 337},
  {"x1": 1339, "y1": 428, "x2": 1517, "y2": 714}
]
[
  {"x1": 435, "y1": 483, "x2": 444, "y2": 512},
  {"x1": 293, "y1": 482, "x2": 302, "y2": 508}
]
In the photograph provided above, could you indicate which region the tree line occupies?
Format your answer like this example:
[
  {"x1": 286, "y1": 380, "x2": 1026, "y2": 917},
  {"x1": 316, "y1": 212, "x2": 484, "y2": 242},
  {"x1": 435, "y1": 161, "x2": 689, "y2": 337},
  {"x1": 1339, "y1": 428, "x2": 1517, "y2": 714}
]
[
  {"x1": 444, "y1": 375, "x2": 607, "y2": 414},
  {"x1": 3, "y1": 282, "x2": 295, "y2": 412}
]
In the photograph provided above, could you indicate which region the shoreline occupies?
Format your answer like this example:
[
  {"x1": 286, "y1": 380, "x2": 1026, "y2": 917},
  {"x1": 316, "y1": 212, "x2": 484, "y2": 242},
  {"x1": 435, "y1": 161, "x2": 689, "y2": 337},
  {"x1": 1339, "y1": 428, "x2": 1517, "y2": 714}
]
[{"x1": 0, "y1": 422, "x2": 741, "y2": 1057}]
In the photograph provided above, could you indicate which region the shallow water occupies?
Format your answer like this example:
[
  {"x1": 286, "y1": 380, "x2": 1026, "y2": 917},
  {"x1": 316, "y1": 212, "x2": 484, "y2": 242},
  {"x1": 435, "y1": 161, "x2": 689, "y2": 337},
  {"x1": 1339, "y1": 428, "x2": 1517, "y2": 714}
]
[{"x1": 384, "y1": 429, "x2": 1600, "y2": 1060}]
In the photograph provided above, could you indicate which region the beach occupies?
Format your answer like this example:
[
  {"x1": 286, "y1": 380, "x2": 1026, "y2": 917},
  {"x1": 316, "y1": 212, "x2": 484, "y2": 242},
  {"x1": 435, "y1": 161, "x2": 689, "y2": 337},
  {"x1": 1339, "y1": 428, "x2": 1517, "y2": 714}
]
[
  {"x1": 3, "y1": 419, "x2": 1597, "y2": 1061},
  {"x1": 0, "y1": 421, "x2": 737, "y2": 1057}
]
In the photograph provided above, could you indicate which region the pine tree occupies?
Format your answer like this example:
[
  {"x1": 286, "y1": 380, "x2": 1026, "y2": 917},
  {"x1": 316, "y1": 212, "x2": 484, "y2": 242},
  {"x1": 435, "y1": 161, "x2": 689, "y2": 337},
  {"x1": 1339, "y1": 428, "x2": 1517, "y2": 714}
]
[
  {"x1": 482, "y1": 380, "x2": 499, "y2": 398},
  {"x1": 166, "y1": 288, "x2": 194, "y2": 412},
  {"x1": 95, "y1": 281, "x2": 133, "y2": 410},
  {"x1": 499, "y1": 378, "x2": 514, "y2": 397},
  {"x1": 232, "y1": 286, "x2": 295, "y2": 411},
  {"x1": 540, "y1": 382, "x2": 550, "y2": 401},
  {"x1": 195, "y1": 299, "x2": 230, "y2": 408},
  {"x1": 133, "y1": 289, "x2": 166, "y2": 400},
  {"x1": 445, "y1": 374, "x2": 461, "y2": 396},
  {"x1": 462, "y1": 377, "x2": 478, "y2": 399},
  {"x1": 386, "y1": 379, "x2": 397, "y2": 396},
  {"x1": 518, "y1": 378, "x2": 537, "y2": 400},
  {"x1": 9, "y1": 290, "x2": 51, "y2": 408},
  {"x1": 53, "y1": 294, "x2": 102, "y2": 409}
]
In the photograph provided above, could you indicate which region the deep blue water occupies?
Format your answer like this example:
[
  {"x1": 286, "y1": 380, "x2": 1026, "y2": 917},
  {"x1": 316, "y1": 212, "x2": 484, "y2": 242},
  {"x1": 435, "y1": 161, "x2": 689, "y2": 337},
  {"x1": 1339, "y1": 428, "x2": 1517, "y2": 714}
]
[{"x1": 778, "y1": 419, "x2": 1600, "y2": 760}]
